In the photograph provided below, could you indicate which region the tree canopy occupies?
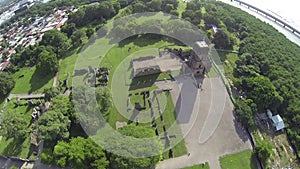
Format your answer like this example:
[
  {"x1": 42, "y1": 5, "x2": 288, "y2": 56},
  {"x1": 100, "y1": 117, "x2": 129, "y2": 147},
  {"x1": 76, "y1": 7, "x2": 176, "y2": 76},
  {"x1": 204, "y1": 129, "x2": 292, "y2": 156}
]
[
  {"x1": 104, "y1": 125, "x2": 162, "y2": 169},
  {"x1": 40, "y1": 29, "x2": 70, "y2": 57},
  {"x1": 0, "y1": 110, "x2": 28, "y2": 139},
  {"x1": 53, "y1": 137, "x2": 108, "y2": 169},
  {"x1": 36, "y1": 50, "x2": 59, "y2": 76},
  {"x1": 38, "y1": 110, "x2": 70, "y2": 141},
  {"x1": 0, "y1": 72, "x2": 15, "y2": 96}
]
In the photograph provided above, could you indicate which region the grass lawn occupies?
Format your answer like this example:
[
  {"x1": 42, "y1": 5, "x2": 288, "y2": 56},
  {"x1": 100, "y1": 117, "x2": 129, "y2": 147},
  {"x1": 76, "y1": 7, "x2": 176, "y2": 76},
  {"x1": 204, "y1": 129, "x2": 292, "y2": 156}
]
[
  {"x1": 58, "y1": 52, "x2": 79, "y2": 86},
  {"x1": 11, "y1": 66, "x2": 54, "y2": 94},
  {"x1": 218, "y1": 51, "x2": 239, "y2": 81},
  {"x1": 182, "y1": 162, "x2": 210, "y2": 169},
  {"x1": 0, "y1": 99, "x2": 35, "y2": 159},
  {"x1": 220, "y1": 150, "x2": 257, "y2": 169}
]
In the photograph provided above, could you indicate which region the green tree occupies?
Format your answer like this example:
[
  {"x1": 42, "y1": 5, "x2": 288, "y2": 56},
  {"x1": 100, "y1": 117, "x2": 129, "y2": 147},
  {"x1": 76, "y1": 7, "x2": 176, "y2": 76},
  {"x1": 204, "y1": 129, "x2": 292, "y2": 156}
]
[
  {"x1": 71, "y1": 29, "x2": 87, "y2": 47},
  {"x1": 235, "y1": 99, "x2": 255, "y2": 129},
  {"x1": 53, "y1": 137, "x2": 108, "y2": 169},
  {"x1": 133, "y1": 2, "x2": 146, "y2": 13},
  {"x1": 148, "y1": 0, "x2": 162, "y2": 12},
  {"x1": 255, "y1": 140, "x2": 273, "y2": 167},
  {"x1": 40, "y1": 29, "x2": 70, "y2": 57},
  {"x1": 69, "y1": 9, "x2": 86, "y2": 27},
  {"x1": 241, "y1": 76, "x2": 283, "y2": 112},
  {"x1": 50, "y1": 95, "x2": 76, "y2": 122},
  {"x1": 105, "y1": 125, "x2": 162, "y2": 169},
  {"x1": 36, "y1": 51, "x2": 58, "y2": 76},
  {"x1": 95, "y1": 87, "x2": 112, "y2": 113},
  {"x1": 61, "y1": 23, "x2": 77, "y2": 37},
  {"x1": 72, "y1": 86, "x2": 106, "y2": 134},
  {"x1": 0, "y1": 72, "x2": 15, "y2": 96},
  {"x1": 0, "y1": 110, "x2": 27, "y2": 139},
  {"x1": 38, "y1": 110, "x2": 70, "y2": 141},
  {"x1": 43, "y1": 87, "x2": 60, "y2": 101},
  {"x1": 86, "y1": 28, "x2": 95, "y2": 38},
  {"x1": 212, "y1": 29, "x2": 233, "y2": 50}
]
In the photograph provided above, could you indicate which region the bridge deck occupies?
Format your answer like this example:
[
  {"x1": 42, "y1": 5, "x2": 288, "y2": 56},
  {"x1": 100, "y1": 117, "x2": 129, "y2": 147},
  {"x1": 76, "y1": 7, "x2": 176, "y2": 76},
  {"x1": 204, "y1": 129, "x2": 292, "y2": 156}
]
[{"x1": 233, "y1": 0, "x2": 300, "y2": 36}]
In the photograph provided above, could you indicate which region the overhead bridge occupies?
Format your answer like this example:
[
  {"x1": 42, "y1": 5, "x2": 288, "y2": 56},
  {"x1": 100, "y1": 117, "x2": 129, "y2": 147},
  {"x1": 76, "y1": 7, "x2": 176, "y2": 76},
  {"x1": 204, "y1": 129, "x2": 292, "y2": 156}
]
[{"x1": 232, "y1": 0, "x2": 300, "y2": 37}]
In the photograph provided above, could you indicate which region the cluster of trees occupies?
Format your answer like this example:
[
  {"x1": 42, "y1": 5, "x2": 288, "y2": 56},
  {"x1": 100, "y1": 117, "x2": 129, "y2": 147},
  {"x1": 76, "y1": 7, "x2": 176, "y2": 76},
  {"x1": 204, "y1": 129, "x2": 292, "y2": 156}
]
[
  {"x1": 103, "y1": 125, "x2": 162, "y2": 169},
  {"x1": 39, "y1": 86, "x2": 162, "y2": 169},
  {"x1": 182, "y1": 0, "x2": 202, "y2": 25},
  {"x1": 130, "y1": 0, "x2": 178, "y2": 14},
  {"x1": 202, "y1": 1, "x2": 300, "y2": 158},
  {"x1": 0, "y1": 72, "x2": 15, "y2": 96},
  {"x1": 0, "y1": 109, "x2": 28, "y2": 139},
  {"x1": 53, "y1": 137, "x2": 109, "y2": 169},
  {"x1": 68, "y1": 1, "x2": 121, "y2": 28}
]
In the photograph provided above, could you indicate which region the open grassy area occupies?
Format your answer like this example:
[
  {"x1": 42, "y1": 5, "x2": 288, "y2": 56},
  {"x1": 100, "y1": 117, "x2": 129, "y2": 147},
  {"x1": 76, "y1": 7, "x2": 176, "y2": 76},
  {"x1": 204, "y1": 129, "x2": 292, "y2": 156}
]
[
  {"x1": 220, "y1": 150, "x2": 257, "y2": 169},
  {"x1": 217, "y1": 51, "x2": 239, "y2": 81},
  {"x1": 11, "y1": 66, "x2": 54, "y2": 94},
  {"x1": 58, "y1": 52, "x2": 79, "y2": 86},
  {"x1": 182, "y1": 162, "x2": 210, "y2": 169}
]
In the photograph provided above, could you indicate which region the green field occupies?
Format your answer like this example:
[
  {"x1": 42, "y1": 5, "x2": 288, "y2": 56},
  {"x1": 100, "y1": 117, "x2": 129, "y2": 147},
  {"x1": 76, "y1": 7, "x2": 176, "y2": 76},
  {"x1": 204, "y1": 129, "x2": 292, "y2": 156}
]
[
  {"x1": 220, "y1": 150, "x2": 257, "y2": 169},
  {"x1": 11, "y1": 67, "x2": 54, "y2": 94},
  {"x1": 58, "y1": 52, "x2": 79, "y2": 87},
  {"x1": 182, "y1": 162, "x2": 210, "y2": 169},
  {"x1": 218, "y1": 51, "x2": 239, "y2": 81}
]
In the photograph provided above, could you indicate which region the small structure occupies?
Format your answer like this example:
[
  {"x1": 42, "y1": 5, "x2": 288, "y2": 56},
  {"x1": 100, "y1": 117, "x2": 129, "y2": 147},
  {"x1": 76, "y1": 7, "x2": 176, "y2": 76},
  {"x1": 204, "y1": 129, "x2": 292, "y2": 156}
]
[
  {"x1": 190, "y1": 41, "x2": 210, "y2": 76},
  {"x1": 265, "y1": 109, "x2": 285, "y2": 131},
  {"x1": 271, "y1": 115, "x2": 285, "y2": 131}
]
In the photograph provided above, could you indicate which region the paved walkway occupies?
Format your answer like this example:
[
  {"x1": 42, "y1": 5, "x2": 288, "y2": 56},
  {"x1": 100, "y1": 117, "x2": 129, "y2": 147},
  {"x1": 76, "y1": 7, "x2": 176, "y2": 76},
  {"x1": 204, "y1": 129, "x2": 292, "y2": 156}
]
[
  {"x1": 8, "y1": 93, "x2": 45, "y2": 100},
  {"x1": 156, "y1": 77, "x2": 252, "y2": 169}
]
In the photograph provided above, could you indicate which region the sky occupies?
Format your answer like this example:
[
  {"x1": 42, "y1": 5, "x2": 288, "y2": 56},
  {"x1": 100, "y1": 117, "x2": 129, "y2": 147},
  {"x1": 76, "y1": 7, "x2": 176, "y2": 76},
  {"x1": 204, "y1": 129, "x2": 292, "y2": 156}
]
[{"x1": 243, "y1": 0, "x2": 300, "y2": 29}]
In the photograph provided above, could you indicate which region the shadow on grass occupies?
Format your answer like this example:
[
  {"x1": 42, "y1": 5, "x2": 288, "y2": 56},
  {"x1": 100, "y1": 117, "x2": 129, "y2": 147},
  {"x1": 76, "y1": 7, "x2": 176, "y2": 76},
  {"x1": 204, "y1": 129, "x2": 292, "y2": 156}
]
[
  {"x1": 129, "y1": 74, "x2": 159, "y2": 90},
  {"x1": 29, "y1": 69, "x2": 53, "y2": 94},
  {"x1": 251, "y1": 153, "x2": 259, "y2": 169},
  {"x1": 70, "y1": 123, "x2": 88, "y2": 139},
  {"x1": 2, "y1": 137, "x2": 25, "y2": 157}
]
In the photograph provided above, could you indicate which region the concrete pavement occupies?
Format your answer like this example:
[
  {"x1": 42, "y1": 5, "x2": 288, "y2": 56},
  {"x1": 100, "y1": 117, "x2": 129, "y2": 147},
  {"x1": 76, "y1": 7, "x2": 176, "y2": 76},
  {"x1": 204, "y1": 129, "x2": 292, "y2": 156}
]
[{"x1": 156, "y1": 77, "x2": 252, "y2": 169}]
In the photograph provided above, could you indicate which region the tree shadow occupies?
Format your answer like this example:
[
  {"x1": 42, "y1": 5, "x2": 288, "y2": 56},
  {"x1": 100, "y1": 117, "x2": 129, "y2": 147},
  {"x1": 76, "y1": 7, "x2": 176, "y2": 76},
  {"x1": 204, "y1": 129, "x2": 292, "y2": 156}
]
[
  {"x1": 251, "y1": 152, "x2": 260, "y2": 169},
  {"x1": 69, "y1": 123, "x2": 88, "y2": 139},
  {"x1": 129, "y1": 74, "x2": 159, "y2": 90},
  {"x1": 29, "y1": 69, "x2": 53, "y2": 94},
  {"x1": 233, "y1": 111, "x2": 250, "y2": 142},
  {"x1": 2, "y1": 137, "x2": 25, "y2": 157}
]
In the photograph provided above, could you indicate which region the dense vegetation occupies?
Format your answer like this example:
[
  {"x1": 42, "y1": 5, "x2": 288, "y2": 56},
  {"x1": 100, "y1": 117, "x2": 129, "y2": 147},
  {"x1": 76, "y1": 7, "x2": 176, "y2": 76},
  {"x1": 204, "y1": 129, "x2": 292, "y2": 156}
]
[
  {"x1": 0, "y1": 72, "x2": 15, "y2": 96},
  {"x1": 199, "y1": 0, "x2": 300, "y2": 159}
]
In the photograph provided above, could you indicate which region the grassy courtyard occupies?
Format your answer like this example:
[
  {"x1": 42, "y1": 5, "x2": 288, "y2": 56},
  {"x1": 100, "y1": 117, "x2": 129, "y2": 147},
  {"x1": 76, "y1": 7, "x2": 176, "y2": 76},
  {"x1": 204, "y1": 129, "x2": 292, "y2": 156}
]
[
  {"x1": 11, "y1": 66, "x2": 54, "y2": 94},
  {"x1": 220, "y1": 150, "x2": 257, "y2": 169},
  {"x1": 97, "y1": 36, "x2": 188, "y2": 159}
]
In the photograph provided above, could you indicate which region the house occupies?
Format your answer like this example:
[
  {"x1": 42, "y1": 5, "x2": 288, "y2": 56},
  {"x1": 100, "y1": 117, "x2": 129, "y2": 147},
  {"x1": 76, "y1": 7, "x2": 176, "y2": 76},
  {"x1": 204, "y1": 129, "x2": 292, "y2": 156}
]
[
  {"x1": 271, "y1": 115, "x2": 285, "y2": 131},
  {"x1": 266, "y1": 109, "x2": 285, "y2": 131}
]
